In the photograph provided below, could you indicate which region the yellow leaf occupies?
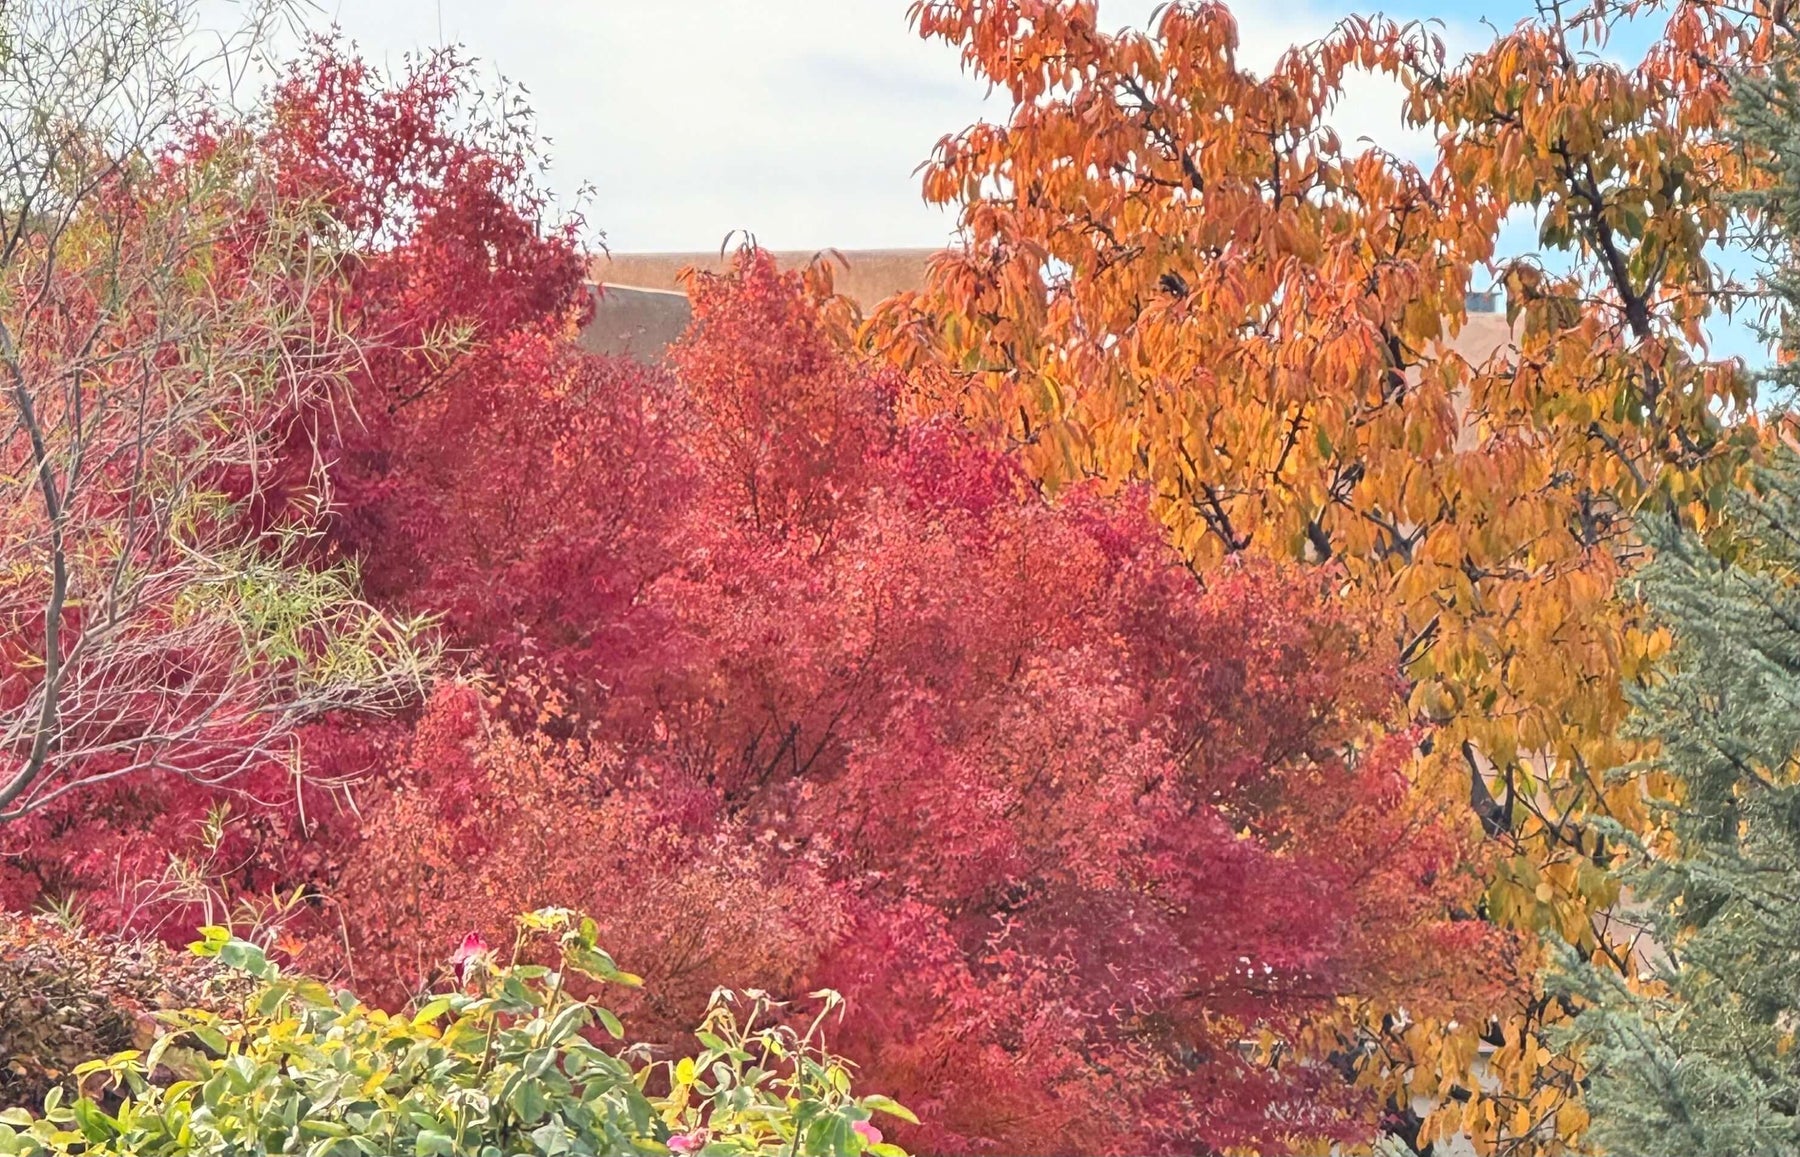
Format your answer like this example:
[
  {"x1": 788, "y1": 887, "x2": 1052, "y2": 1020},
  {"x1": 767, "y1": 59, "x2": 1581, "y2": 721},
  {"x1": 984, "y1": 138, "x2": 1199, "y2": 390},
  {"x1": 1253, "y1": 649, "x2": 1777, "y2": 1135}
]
[{"x1": 360, "y1": 1066, "x2": 391, "y2": 1098}]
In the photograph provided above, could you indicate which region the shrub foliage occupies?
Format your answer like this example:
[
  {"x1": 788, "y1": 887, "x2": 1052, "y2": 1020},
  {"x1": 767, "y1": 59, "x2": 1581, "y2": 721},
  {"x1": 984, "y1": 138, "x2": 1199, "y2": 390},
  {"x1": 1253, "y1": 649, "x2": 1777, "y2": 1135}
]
[
  {"x1": 0, "y1": 910, "x2": 911, "y2": 1157},
  {"x1": 0, "y1": 915, "x2": 247, "y2": 1112}
]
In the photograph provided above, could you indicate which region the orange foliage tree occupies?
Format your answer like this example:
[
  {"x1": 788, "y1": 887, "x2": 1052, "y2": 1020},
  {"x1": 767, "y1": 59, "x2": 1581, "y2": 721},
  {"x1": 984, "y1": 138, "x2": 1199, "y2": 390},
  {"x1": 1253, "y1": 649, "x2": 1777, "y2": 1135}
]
[{"x1": 867, "y1": 0, "x2": 1790, "y2": 1151}]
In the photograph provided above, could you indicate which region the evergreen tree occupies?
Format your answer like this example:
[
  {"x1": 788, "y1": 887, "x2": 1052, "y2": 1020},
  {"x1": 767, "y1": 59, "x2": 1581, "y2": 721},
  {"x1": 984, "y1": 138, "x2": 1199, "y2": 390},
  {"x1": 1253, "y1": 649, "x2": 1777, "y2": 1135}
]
[
  {"x1": 1563, "y1": 40, "x2": 1800, "y2": 1156},
  {"x1": 1565, "y1": 463, "x2": 1800, "y2": 1156},
  {"x1": 1734, "y1": 40, "x2": 1800, "y2": 395}
]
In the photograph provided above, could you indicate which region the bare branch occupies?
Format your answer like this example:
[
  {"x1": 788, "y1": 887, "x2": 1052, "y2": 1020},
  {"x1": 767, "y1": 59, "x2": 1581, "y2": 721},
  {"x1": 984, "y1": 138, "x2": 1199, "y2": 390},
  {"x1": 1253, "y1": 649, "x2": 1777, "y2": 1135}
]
[{"x1": 0, "y1": 0, "x2": 438, "y2": 823}]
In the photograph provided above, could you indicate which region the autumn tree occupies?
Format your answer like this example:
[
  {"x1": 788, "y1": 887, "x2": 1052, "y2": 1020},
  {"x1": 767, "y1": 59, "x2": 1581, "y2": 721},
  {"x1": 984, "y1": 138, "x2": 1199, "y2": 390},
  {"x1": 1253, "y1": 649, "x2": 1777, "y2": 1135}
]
[
  {"x1": 0, "y1": 30, "x2": 581, "y2": 928},
  {"x1": 0, "y1": 0, "x2": 432, "y2": 827},
  {"x1": 252, "y1": 36, "x2": 593, "y2": 588},
  {"x1": 320, "y1": 252, "x2": 1504, "y2": 1156},
  {"x1": 867, "y1": 0, "x2": 1788, "y2": 1149}
]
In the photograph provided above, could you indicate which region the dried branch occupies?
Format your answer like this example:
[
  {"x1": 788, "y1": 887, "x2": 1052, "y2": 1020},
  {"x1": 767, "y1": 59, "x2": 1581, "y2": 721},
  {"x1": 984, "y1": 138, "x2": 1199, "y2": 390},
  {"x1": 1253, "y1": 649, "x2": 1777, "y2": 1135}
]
[{"x1": 0, "y1": 0, "x2": 438, "y2": 823}]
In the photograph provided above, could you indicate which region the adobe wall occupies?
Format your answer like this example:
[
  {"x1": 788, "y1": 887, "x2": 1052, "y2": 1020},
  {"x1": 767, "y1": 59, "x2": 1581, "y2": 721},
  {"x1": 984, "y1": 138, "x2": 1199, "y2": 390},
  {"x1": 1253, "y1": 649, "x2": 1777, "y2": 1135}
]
[
  {"x1": 579, "y1": 248, "x2": 1514, "y2": 374},
  {"x1": 592, "y1": 248, "x2": 934, "y2": 309},
  {"x1": 581, "y1": 249, "x2": 937, "y2": 361},
  {"x1": 575, "y1": 284, "x2": 692, "y2": 360}
]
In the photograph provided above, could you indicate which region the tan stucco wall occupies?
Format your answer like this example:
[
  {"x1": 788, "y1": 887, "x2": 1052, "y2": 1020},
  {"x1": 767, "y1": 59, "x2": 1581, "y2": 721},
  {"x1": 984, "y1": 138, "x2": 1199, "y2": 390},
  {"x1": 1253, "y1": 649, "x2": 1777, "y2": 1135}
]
[
  {"x1": 576, "y1": 284, "x2": 691, "y2": 360},
  {"x1": 1445, "y1": 311, "x2": 1513, "y2": 366},
  {"x1": 591, "y1": 248, "x2": 936, "y2": 310},
  {"x1": 582, "y1": 248, "x2": 937, "y2": 362},
  {"x1": 580, "y1": 249, "x2": 1516, "y2": 376}
]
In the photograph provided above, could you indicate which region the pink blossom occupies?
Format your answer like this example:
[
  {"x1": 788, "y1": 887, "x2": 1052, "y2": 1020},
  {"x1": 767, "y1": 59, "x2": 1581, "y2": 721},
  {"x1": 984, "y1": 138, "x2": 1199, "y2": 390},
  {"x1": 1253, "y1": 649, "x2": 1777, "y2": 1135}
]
[
  {"x1": 853, "y1": 1120, "x2": 883, "y2": 1146},
  {"x1": 451, "y1": 931, "x2": 489, "y2": 987},
  {"x1": 667, "y1": 1129, "x2": 709, "y2": 1154}
]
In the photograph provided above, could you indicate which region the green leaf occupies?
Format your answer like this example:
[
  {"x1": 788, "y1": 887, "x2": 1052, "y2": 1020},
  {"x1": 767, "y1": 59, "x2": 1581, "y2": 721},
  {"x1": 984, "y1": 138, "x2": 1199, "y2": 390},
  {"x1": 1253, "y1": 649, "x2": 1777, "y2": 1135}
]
[
  {"x1": 511, "y1": 1077, "x2": 549, "y2": 1124},
  {"x1": 520, "y1": 907, "x2": 575, "y2": 931},
  {"x1": 530, "y1": 1120, "x2": 574, "y2": 1155},
  {"x1": 70, "y1": 1099, "x2": 119, "y2": 1142},
  {"x1": 413, "y1": 997, "x2": 453, "y2": 1025},
  {"x1": 544, "y1": 1003, "x2": 591, "y2": 1044},
  {"x1": 144, "y1": 1032, "x2": 178, "y2": 1076},
  {"x1": 860, "y1": 1096, "x2": 919, "y2": 1125},
  {"x1": 188, "y1": 926, "x2": 230, "y2": 957},
  {"x1": 415, "y1": 1128, "x2": 457, "y2": 1156},
  {"x1": 301, "y1": 1119, "x2": 351, "y2": 1137},
  {"x1": 218, "y1": 938, "x2": 277, "y2": 981},
  {"x1": 189, "y1": 1029, "x2": 226, "y2": 1065}
]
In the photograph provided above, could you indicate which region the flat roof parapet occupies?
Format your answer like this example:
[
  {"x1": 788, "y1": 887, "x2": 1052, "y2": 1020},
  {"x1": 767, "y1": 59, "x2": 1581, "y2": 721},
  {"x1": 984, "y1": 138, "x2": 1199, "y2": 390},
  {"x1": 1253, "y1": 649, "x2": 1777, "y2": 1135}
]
[
  {"x1": 581, "y1": 250, "x2": 1514, "y2": 372},
  {"x1": 590, "y1": 249, "x2": 938, "y2": 311}
]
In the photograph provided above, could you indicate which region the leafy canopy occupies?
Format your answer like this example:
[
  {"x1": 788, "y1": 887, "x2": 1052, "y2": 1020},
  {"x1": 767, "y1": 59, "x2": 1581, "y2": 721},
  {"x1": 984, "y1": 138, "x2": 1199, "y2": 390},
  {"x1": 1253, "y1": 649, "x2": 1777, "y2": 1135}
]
[
  {"x1": 317, "y1": 251, "x2": 1501, "y2": 1156},
  {"x1": 867, "y1": 1, "x2": 1789, "y2": 1150}
]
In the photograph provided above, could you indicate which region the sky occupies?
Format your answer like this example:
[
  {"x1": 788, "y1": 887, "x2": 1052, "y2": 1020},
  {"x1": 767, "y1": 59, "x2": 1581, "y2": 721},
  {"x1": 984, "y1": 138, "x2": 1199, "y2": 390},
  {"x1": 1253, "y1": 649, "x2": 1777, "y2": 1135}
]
[
  {"x1": 257, "y1": 0, "x2": 1549, "y2": 254},
  {"x1": 215, "y1": 0, "x2": 1760, "y2": 362}
]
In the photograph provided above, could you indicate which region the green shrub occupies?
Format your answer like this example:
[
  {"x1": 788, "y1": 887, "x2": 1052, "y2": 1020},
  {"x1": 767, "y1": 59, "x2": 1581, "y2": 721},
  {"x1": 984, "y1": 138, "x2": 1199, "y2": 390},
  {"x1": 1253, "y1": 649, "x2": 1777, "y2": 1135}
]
[{"x1": 0, "y1": 909, "x2": 912, "y2": 1156}]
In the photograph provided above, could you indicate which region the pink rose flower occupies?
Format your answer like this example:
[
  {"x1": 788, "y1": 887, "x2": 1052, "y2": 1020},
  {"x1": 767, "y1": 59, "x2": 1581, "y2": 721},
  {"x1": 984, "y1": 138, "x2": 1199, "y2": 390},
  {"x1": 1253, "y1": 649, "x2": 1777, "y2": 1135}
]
[
  {"x1": 451, "y1": 931, "x2": 489, "y2": 987},
  {"x1": 667, "y1": 1129, "x2": 709, "y2": 1153},
  {"x1": 853, "y1": 1120, "x2": 883, "y2": 1146}
]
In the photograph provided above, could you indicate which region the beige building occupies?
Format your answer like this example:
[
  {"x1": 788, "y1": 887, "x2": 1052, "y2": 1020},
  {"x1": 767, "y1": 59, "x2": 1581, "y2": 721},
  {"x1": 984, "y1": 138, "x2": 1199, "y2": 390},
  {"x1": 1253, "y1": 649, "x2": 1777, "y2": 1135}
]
[
  {"x1": 579, "y1": 248, "x2": 1513, "y2": 371},
  {"x1": 579, "y1": 249, "x2": 934, "y2": 360}
]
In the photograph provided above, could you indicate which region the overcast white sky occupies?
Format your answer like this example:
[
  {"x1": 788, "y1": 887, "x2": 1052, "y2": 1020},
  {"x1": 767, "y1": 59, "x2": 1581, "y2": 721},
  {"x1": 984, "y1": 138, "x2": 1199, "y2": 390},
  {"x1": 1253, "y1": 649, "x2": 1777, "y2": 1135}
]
[
  {"x1": 266, "y1": 0, "x2": 1483, "y2": 254},
  {"x1": 197, "y1": 1, "x2": 1761, "y2": 360}
]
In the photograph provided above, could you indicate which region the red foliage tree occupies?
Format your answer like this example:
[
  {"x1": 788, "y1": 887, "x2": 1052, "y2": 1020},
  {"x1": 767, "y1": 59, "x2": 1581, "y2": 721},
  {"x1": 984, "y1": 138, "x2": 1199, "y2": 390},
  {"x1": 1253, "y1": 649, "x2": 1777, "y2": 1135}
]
[
  {"x1": 322, "y1": 252, "x2": 1506, "y2": 1155},
  {"x1": 257, "y1": 37, "x2": 592, "y2": 591},
  {"x1": 0, "y1": 39, "x2": 589, "y2": 933}
]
